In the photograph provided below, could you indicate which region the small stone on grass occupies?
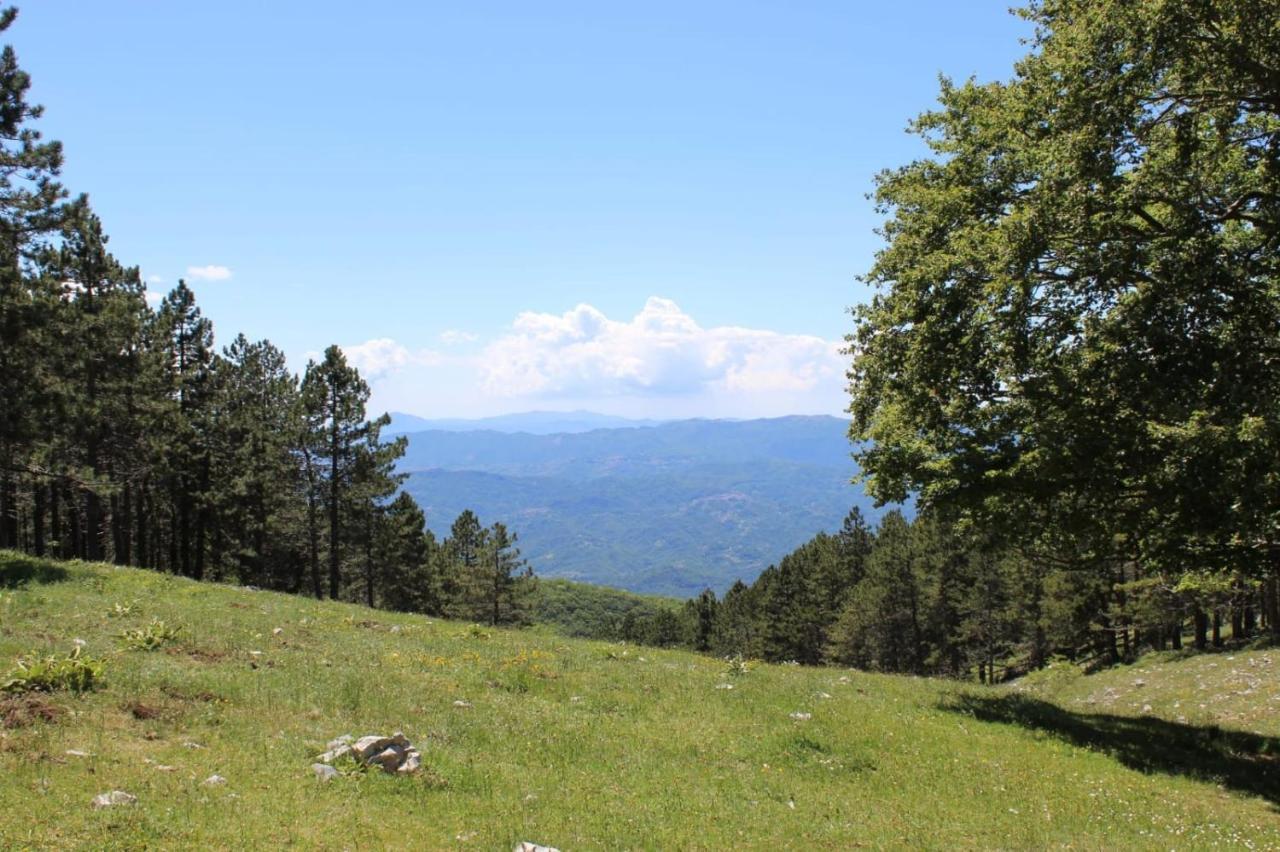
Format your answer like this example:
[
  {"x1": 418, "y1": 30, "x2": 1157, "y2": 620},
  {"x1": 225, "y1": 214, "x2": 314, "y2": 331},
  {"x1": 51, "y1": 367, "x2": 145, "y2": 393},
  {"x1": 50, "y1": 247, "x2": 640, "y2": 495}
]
[{"x1": 92, "y1": 790, "x2": 137, "y2": 808}]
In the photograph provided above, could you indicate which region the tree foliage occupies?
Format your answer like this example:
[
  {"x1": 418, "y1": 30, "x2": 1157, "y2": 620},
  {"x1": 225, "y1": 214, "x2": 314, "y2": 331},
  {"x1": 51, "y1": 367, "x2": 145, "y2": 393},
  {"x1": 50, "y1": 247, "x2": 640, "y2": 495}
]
[{"x1": 848, "y1": 0, "x2": 1280, "y2": 641}]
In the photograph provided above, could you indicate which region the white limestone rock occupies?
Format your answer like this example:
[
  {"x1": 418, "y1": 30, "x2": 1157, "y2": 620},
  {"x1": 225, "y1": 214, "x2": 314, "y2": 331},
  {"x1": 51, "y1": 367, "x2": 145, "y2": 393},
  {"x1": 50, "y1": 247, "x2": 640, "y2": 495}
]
[{"x1": 92, "y1": 790, "x2": 137, "y2": 808}]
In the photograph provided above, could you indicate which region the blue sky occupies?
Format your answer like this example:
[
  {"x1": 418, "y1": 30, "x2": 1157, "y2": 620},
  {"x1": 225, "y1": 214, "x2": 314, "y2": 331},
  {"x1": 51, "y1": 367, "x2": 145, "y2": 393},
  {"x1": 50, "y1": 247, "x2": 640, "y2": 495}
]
[{"x1": 18, "y1": 1, "x2": 1029, "y2": 418}]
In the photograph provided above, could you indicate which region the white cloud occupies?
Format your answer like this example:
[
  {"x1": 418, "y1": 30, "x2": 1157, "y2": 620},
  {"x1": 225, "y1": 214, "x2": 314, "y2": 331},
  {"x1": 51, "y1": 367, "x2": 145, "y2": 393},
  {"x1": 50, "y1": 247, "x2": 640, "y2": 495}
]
[
  {"x1": 439, "y1": 329, "x2": 479, "y2": 346},
  {"x1": 340, "y1": 338, "x2": 444, "y2": 381},
  {"x1": 478, "y1": 297, "x2": 846, "y2": 403},
  {"x1": 144, "y1": 290, "x2": 163, "y2": 306},
  {"x1": 186, "y1": 264, "x2": 232, "y2": 281},
  {"x1": 147, "y1": 274, "x2": 164, "y2": 284},
  {"x1": 336, "y1": 298, "x2": 848, "y2": 419}
]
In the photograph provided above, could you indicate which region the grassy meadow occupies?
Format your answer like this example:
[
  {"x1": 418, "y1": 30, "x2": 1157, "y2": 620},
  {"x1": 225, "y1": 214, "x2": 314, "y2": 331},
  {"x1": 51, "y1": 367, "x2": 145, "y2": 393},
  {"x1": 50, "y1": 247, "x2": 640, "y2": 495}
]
[{"x1": 1, "y1": 551, "x2": 1277, "y2": 850}]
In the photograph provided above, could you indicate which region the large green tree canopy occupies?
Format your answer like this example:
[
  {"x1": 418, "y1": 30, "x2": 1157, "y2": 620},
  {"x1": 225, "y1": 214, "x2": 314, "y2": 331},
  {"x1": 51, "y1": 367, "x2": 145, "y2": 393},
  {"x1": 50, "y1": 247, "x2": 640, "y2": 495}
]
[{"x1": 850, "y1": 0, "x2": 1280, "y2": 574}]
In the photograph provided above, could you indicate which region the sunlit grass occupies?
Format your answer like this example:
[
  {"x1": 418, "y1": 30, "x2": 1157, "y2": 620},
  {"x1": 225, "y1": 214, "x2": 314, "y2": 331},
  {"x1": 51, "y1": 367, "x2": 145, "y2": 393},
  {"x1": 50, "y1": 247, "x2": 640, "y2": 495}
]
[{"x1": 1, "y1": 551, "x2": 1276, "y2": 850}]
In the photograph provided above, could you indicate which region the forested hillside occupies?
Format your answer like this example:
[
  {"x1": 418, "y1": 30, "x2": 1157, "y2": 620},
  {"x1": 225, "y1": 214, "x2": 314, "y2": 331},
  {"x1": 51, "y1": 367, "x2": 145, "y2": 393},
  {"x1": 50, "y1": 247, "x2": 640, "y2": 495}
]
[{"x1": 397, "y1": 416, "x2": 887, "y2": 596}]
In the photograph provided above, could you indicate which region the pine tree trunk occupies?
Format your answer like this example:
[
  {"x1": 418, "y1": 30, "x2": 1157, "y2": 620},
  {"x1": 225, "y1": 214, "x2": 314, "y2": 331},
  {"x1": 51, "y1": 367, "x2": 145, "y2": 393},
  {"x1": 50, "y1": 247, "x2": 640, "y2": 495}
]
[
  {"x1": 194, "y1": 455, "x2": 210, "y2": 581},
  {"x1": 492, "y1": 551, "x2": 501, "y2": 627},
  {"x1": 85, "y1": 488, "x2": 102, "y2": 562},
  {"x1": 69, "y1": 494, "x2": 83, "y2": 558},
  {"x1": 1212, "y1": 611, "x2": 1223, "y2": 647},
  {"x1": 1194, "y1": 609, "x2": 1208, "y2": 649},
  {"x1": 308, "y1": 505, "x2": 322, "y2": 598},
  {"x1": 170, "y1": 501, "x2": 181, "y2": 574},
  {"x1": 31, "y1": 481, "x2": 44, "y2": 556},
  {"x1": 117, "y1": 482, "x2": 132, "y2": 566},
  {"x1": 364, "y1": 515, "x2": 375, "y2": 608},
  {"x1": 1266, "y1": 566, "x2": 1280, "y2": 639},
  {"x1": 135, "y1": 482, "x2": 148, "y2": 570},
  {"x1": 0, "y1": 472, "x2": 15, "y2": 549},
  {"x1": 303, "y1": 448, "x2": 323, "y2": 599},
  {"x1": 328, "y1": 414, "x2": 341, "y2": 600},
  {"x1": 177, "y1": 486, "x2": 191, "y2": 577},
  {"x1": 50, "y1": 480, "x2": 62, "y2": 557}
]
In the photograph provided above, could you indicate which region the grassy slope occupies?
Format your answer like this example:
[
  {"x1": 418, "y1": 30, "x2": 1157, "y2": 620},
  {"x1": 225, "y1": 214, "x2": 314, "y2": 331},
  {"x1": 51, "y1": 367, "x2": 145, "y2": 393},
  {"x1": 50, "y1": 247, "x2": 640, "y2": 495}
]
[
  {"x1": 1013, "y1": 648, "x2": 1280, "y2": 737},
  {"x1": 1, "y1": 553, "x2": 1277, "y2": 850}
]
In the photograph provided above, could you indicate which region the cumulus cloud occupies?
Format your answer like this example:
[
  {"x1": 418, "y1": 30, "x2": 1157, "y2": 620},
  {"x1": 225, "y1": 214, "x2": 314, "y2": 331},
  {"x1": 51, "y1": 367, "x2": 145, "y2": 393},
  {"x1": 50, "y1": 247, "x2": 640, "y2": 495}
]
[
  {"x1": 331, "y1": 298, "x2": 847, "y2": 418},
  {"x1": 340, "y1": 338, "x2": 444, "y2": 381},
  {"x1": 478, "y1": 297, "x2": 846, "y2": 403},
  {"x1": 144, "y1": 290, "x2": 163, "y2": 306},
  {"x1": 186, "y1": 264, "x2": 232, "y2": 281},
  {"x1": 439, "y1": 329, "x2": 479, "y2": 345},
  {"x1": 147, "y1": 274, "x2": 164, "y2": 284}
]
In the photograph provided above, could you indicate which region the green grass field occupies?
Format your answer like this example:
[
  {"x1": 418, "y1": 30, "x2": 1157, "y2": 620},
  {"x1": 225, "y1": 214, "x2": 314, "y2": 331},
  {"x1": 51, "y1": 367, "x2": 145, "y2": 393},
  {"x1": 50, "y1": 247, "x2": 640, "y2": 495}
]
[{"x1": 1, "y1": 552, "x2": 1277, "y2": 850}]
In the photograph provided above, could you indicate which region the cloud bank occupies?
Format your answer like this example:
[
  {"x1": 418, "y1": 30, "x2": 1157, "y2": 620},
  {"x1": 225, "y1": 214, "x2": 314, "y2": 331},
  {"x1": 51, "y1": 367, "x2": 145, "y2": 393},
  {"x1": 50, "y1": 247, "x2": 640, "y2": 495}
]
[
  {"x1": 341, "y1": 297, "x2": 847, "y2": 419},
  {"x1": 341, "y1": 338, "x2": 444, "y2": 381}
]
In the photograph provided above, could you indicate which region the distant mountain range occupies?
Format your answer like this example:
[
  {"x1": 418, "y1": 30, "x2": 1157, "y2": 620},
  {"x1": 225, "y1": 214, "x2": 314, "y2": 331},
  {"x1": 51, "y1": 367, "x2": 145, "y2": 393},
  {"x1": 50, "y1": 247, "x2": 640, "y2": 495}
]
[
  {"x1": 386, "y1": 410, "x2": 666, "y2": 436},
  {"x1": 394, "y1": 414, "x2": 898, "y2": 597}
]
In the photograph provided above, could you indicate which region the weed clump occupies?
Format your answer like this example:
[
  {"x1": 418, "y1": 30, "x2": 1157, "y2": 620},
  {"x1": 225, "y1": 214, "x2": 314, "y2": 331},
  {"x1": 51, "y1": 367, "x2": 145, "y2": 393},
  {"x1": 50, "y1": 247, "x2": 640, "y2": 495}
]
[
  {"x1": 1, "y1": 645, "x2": 103, "y2": 695},
  {"x1": 724, "y1": 654, "x2": 756, "y2": 678},
  {"x1": 118, "y1": 619, "x2": 182, "y2": 651}
]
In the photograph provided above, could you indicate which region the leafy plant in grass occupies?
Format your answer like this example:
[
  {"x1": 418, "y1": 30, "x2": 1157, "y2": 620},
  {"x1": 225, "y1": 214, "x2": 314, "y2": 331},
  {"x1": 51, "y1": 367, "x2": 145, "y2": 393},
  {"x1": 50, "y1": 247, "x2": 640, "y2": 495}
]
[
  {"x1": 723, "y1": 654, "x2": 755, "y2": 678},
  {"x1": 1, "y1": 645, "x2": 103, "y2": 695},
  {"x1": 106, "y1": 601, "x2": 136, "y2": 618},
  {"x1": 118, "y1": 619, "x2": 183, "y2": 651}
]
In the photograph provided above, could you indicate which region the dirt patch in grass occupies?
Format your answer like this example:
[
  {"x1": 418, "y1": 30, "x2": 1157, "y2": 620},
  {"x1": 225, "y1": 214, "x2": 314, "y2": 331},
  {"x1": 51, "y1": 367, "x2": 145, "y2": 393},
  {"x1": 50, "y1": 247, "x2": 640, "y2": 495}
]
[
  {"x1": 0, "y1": 694, "x2": 62, "y2": 728},
  {"x1": 167, "y1": 645, "x2": 229, "y2": 663},
  {"x1": 122, "y1": 700, "x2": 164, "y2": 721},
  {"x1": 159, "y1": 684, "x2": 223, "y2": 704}
]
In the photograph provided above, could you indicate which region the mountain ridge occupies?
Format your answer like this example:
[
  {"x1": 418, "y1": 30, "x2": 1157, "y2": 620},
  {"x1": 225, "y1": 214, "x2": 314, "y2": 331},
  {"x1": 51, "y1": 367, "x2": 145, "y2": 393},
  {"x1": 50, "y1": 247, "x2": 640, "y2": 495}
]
[
  {"x1": 394, "y1": 415, "x2": 891, "y2": 596},
  {"x1": 386, "y1": 410, "x2": 669, "y2": 436}
]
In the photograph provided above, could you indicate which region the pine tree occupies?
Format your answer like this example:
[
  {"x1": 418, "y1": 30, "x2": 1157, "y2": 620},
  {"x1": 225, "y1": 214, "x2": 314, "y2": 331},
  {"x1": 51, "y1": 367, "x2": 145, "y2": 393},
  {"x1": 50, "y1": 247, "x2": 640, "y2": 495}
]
[
  {"x1": 0, "y1": 6, "x2": 65, "y2": 549},
  {"x1": 156, "y1": 281, "x2": 214, "y2": 579},
  {"x1": 212, "y1": 334, "x2": 304, "y2": 588},
  {"x1": 441, "y1": 509, "x2": 486, "y2": 618},
  {"x1": 350, "y1": 413, "x2": 406, "y2": 607},
  {"x1": 828, "y1": 511, "x2": 924, "y2": 672},
  {"x1": 479, "y1": 521, "x2": 534, "y2": 626},
  {"x1": 301, "y1": 345, "x2": 373, "y2": 600},
  {"x1": 374, "y1": 491, "x2": 436, "y2": 613},
  {"x1": 711, "y1": 579, "x2": 760, "y2": 658}
]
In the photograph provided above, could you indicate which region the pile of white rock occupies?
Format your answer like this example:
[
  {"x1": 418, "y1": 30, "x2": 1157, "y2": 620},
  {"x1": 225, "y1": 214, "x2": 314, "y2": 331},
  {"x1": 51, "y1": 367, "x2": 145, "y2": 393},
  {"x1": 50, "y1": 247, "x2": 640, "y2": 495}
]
[{"x1": 312, "y1": 732, "x2": 421, "y2": 780}]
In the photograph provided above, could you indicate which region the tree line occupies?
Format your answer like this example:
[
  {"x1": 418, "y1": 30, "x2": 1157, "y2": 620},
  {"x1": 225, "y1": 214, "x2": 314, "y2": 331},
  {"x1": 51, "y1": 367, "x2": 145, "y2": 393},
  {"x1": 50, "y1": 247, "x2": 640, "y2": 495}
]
[
  {"x1": 676, "y1": 506, "x2": 1274, "y2": 681},
  {"x1": 0, "y1": 9, "x2": 532, "y2": 625}
]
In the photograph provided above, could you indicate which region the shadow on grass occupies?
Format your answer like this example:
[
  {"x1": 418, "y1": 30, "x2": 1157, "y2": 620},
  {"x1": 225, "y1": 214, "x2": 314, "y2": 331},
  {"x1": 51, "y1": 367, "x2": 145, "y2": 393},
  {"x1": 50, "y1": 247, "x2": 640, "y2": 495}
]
[
  {"x1": 943, "y1": 692, "x2": 1280, "y2": 806},
  {"x1": 0, "y1": 553, "x2": 68, "y2": 588}
]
